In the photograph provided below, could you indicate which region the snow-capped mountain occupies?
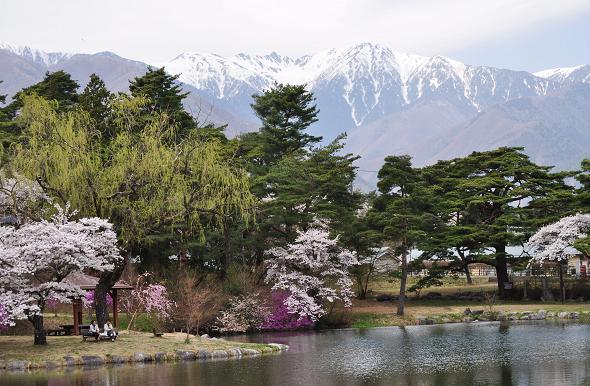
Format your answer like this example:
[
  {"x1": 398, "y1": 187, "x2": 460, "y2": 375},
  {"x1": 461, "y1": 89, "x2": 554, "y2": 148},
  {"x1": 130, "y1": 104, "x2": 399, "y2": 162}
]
[
  {"x1": 166, "y1": 43, "x2": 553, "y2": 136},
  {"x1": 535, "y1": 65, "x2": 590, "y2": 87},
  {"x1": 0, "y1": 42, "x2": 71, "y2": 68},
  {"x1": 1, "y1": 41, "x2": 589, "y2": 190}
]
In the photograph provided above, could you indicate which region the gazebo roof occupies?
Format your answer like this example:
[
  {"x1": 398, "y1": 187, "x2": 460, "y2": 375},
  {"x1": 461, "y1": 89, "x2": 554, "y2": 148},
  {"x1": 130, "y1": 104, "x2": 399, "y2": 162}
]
[{"x1": 64, "y1": 272, "x2": 133, "y2": 290}]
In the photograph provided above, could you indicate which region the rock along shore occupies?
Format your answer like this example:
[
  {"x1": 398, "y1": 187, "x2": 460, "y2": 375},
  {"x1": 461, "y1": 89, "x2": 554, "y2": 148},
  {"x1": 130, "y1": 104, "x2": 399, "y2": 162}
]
[{"x1": 0, "y1": 341, "x2": 289, "y2": 372}]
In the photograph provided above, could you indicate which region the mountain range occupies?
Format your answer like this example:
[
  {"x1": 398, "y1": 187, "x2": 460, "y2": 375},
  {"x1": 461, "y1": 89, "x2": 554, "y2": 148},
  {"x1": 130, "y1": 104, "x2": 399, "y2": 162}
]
[{"x1": 1, "y1": 42, "x2": 589, "y2": 189}]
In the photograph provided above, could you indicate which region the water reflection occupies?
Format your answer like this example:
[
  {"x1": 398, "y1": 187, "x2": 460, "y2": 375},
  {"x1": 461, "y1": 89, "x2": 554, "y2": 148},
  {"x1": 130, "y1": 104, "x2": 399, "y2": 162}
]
[{"x1": 3, "y1": 321, "x2": 590, "y2": 386}]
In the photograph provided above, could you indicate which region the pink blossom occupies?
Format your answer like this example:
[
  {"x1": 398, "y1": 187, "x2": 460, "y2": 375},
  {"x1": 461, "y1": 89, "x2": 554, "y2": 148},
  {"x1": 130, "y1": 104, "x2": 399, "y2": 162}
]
[
  {"x1": 528, "y1": 214, "x2": 590, "y2": 264},
  {"x1": 0, "y1": 304, "x2": 9, "y2": 332},
  {"x1": 0, "y1": 203, "x2": 122, "y2": 324},
  {"x1": 84, "y1": 291, "x2": 113, "y2": 308},
  {"x1": 264, "y1": 225, "x2": 358, "y2": 322},
  {"x1": 262, "y1": 291, "x2": 314, "y2": 330}
]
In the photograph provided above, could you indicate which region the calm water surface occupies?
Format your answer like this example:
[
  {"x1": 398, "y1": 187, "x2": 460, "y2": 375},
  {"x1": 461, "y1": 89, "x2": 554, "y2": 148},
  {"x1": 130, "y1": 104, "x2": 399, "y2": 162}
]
[{"x1": 3, "y1": 321, "x2": 590, "y2": 386}]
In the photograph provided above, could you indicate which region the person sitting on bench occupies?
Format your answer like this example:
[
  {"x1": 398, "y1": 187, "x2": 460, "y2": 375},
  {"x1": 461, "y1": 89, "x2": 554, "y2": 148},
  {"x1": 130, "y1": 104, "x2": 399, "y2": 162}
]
[
  {"x1": 86, "y1": 320, "x2": 100, "y2": 340},
  {"x1": 104, "y1": 320, "x2": 118, "y2": 338}
]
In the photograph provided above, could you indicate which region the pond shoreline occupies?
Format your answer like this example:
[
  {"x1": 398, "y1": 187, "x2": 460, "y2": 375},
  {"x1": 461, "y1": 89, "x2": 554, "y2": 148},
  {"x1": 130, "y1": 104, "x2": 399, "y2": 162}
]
[{"x1": 0, "y1": 332, "x2": 288, "y2": 372}]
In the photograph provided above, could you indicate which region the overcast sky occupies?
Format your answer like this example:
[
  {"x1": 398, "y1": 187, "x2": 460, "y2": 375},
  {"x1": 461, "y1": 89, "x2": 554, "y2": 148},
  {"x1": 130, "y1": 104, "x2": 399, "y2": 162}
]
[{"x1": 1, "y1": 0, "x2": 589, "y2": 71}]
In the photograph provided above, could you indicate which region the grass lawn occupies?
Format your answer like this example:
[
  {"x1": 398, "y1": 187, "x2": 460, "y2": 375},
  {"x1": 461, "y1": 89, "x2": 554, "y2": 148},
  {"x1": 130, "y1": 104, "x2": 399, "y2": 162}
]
[
  {"x1": 0, "y1": 332, "x2": 280, "y2": 367},
  {"x1": 347, "y1": 275, "x2": 590, "y2": 328}
]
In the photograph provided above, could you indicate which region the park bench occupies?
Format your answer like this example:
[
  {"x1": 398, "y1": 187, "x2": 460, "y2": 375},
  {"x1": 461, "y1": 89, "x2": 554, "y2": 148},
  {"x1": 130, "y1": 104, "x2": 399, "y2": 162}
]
[
  {"x1": 153, "y1": 328, "x2": 164, "y2": 338},
  {"x1": 81, "y1": 328, "x2": 118, "y2": 342}
]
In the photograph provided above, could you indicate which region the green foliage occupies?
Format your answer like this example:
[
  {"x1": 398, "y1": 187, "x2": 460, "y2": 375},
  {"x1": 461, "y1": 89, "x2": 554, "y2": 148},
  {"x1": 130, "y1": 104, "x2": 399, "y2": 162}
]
[
  {"x1": 0, "y1": 80, "x2": 5, "y2": 106},
  {"x1": 260, "y1": 134, "x2": 361, "y2": 242},
  {"x1": 576, "y1": 159, "x2": 590, "y2": 212},
  {"x1": 79, "y1": 73, "x2": 113, "y2": 139},
  {"x1": 370, "y1": 155, "x2": 437, "y2": 254},
  {"x1": 12, "y1": 94, "x2": 254, "y2": 249},
  {"x1": 408, "y1": 267, "x2": 445, "y2": 296},
  {"x1": 7, "y1": 71, "x2": 79, "y2": 117},
  {"x1": 249, "y1": 83, "x2": 322, "y2": 167},
  {"x1": 419, "y1": 147, "x2": 574, "y2": 296},
  {"x1": 129, "y1": 67, "x2": 194, "y2": 135},
  {"x1": 214, "y1": 84, "x2": 362, "y2": 269},
  {"x1": 0, "y1": 80, "x2": 7, "y2": 122}
]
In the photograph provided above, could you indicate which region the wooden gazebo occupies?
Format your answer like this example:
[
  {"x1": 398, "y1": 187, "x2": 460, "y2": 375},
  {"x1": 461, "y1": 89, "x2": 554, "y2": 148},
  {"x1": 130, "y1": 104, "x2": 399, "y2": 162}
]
[{"x1": 64, "y1": 272, "x2": 133, "y2": 335}]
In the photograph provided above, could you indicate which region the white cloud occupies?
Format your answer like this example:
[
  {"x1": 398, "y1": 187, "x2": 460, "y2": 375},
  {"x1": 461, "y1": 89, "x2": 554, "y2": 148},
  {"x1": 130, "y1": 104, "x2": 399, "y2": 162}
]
[{"x1": 1, "y1": 0, "x2": 588, "y2": 63}]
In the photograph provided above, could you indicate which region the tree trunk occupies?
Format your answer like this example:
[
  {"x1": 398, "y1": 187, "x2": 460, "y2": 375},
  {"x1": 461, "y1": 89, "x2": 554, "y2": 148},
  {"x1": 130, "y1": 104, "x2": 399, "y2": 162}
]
[
  {"x1": 30, "y1": 314, "x2": 46, "y2": 345},
  {"x1": 464, "y1": 266, "x2": 473, "y2": 285},
  {"x1": 558, "y1": 263, "x2": 565, "y2": 304},
  {"x1": 495, "y1": 245, "x2": 510, "y2": 299},
  {"x1": 542, "y1": 277, "x2": 554, "y2": 301},
  {"x1": 95, "y1": 253, "x2": 129, "y2": 327},
  {"x1": 397, "y1": 250, "x2": 408, "y2": 316},
  {"x1": 457, "y1": 249, "x2": 472, "y2": 285}
]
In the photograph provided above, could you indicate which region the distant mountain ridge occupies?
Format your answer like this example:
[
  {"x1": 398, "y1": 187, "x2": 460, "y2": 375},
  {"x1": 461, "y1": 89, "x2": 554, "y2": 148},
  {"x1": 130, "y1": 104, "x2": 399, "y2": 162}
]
[
  {"x1": 1, "y1": 42, "x2": 589, "y2": 189},
  {"x1": 166, "y1": 43, "x2": 565, "y2": 136}
]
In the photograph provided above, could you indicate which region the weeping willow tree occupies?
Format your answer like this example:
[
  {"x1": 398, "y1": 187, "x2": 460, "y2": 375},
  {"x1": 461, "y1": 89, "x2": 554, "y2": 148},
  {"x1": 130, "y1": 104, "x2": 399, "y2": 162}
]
[{"x1": 12, "y1": 94, "x2": 255, "y2": 325}]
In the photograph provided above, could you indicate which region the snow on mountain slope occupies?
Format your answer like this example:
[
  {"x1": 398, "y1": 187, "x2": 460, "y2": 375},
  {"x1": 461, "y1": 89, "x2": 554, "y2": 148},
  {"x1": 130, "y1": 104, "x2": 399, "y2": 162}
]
[
  {"x1": 0, "y1": 42, "x2": 72, "y2": 68},
  {"x1": 535, "y1": 65, "x2": 590, "y2": 87},
  {"x1": 535, "y1": 65, "x2": 585, "y2": 81},
  {"x1": 166, "y1": 43, "x2": 552, "y2": 131}
]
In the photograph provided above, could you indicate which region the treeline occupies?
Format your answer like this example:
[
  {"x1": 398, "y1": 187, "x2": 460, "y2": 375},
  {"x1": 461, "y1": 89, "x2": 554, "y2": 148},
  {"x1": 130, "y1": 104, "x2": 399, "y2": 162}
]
[{"x1": 0, "y1": 68, "x2": 588, "y2": 318}]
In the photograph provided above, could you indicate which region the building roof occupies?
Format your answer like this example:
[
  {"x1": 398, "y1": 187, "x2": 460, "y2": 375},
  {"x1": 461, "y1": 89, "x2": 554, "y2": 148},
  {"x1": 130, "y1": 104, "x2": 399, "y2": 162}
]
[{"x1": 64, "y1": 272, "x2": 133, "y2": 290}]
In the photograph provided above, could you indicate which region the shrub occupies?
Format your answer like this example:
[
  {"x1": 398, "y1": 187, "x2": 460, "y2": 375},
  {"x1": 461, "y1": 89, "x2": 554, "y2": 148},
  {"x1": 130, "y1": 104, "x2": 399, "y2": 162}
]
[
  {"x1": 216, "y1": 294, "x2": 269, "y2": 333},
  {"x1": 262, "y1": 291, "x2": 314, "y2": 330}
]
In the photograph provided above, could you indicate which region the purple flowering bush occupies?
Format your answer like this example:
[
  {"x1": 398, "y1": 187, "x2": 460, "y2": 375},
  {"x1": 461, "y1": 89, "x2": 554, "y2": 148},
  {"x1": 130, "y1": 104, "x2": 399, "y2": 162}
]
[
  {"x1": 84, "y1": 290, "x2": 113, "y2": 308},
  {"x1": 262, "y1": 291, "x2": 314, "y2": 331}
]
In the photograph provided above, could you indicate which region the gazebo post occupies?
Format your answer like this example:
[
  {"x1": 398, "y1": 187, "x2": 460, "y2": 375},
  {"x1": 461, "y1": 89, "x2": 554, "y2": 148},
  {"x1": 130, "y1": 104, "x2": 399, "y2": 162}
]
[{"x1": 112, "y1": 289, "x2": 118, "y2": 328}]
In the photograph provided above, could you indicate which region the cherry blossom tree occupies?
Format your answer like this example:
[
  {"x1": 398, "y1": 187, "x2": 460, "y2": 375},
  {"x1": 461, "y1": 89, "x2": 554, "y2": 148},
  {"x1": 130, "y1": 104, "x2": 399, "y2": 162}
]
[
  {"x1": 0, "y1": 173, "x2": 48, "y2": 224},
  {"x1": 216, "y1": 293, "x2": 269, "y2": 333},
  {"x1": 527, "y1": 214, "x2": 590, "y2": 263},
  {"x1": 0, "y1": 204, "x2": 122, "y2": 345},
  {"x1": 123, "y1": 273, "x2": 175, "y2": 333},
  {"x1": 527, "y1": 213, "x2": 590, "y2": 302},
  {"x1": 0, "y1": 304, "x2": 9, "y2": 331},
  {"x1": 264, "y1": 226, "x2": 358, "y2": 322}
]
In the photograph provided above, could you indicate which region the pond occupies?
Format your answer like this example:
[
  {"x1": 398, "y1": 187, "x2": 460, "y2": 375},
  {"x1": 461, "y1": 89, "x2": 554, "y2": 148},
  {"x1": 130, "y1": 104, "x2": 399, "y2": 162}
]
[{"x1": 3, "y1": 321, "x2": 590, "y2": 385}]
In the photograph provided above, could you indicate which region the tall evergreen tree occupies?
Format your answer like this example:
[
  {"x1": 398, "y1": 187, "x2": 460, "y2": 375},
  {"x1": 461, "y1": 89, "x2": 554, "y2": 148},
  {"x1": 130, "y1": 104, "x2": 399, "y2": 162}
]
[
  {"x1": 261, "y1": 135, "x2": 360, "y2": 241},
  {"x1": 79, "y1": 73, "x2": 113, "y2": 138},
  {"x1": 0, "y1": 80, "x2": 6, "y2": 105},
  {"x1": 576, "y1": 159, "x2": 590, "y2": 211},
  {"x1": 422, "y1": 148, "x2": 573, "y2": 297},
  {"x1": 0, "y1": 80, "x2": 7, "y2": 122},
  {"x1": 369, "y1": 155, "x2": 437, "y2": 315},
  {"x1": 222, "y1": 85, "x2": 359, "y2": 269},
  {"x1": 250, "y1": 83, "x2": 322, "y2": 167},
  {"x1": 13, "y1": 94, "x2": 254, "y2": 325},
  {"x1": 6, "y1": 71, "x2": 79, "y2": 117},
  {"x1": 129, "y1": 67, "x2": 194, "y2": 135}
]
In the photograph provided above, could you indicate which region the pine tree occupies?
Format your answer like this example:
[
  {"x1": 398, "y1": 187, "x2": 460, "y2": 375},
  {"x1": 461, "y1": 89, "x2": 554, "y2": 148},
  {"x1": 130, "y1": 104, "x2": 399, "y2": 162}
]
[
  {"x1": 250, "y1": 83, "x2": 322, "y2": 166},
  {"x1": 0, "y1": 80, "x2": 7, "y2": 122},
  {"x1": 421, "y1": 147, "x2": 574, "y2": 298},
  {"x1": 7, "y1": 71, "x2": 79, "y2": 117},
  {"x1": 129, "y1": 67, "x2": 194, "y2": 135},
  {"x1": 369, "y1": 155, "x2": 437, "y2": 315},
  {"x1": 79, "y1": 73, "x2": 113, "y2": 139},
  {"x1": 576, "y1": 159, "x2": 590, "y2": 211},
  {"x1": 0, "y1": 80, "x2": 6, "y2": 105}
]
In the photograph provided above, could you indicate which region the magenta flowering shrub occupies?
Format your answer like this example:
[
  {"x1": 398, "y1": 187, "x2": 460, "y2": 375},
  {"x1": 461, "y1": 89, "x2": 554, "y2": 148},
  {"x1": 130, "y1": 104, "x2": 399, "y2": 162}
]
[
  {"x1": 84, "y1": 290, "x2": 113, "y2": 308},
  {"x1": 262, "y1": 291, "x2": 314, "y2": 331},
  {"x1": 123, "y1": 273, "x2": 175, "y2": 331}
]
